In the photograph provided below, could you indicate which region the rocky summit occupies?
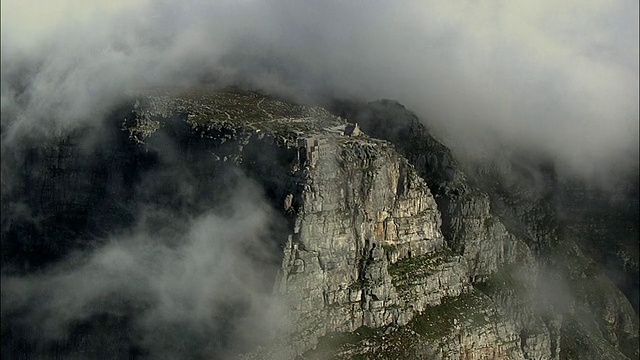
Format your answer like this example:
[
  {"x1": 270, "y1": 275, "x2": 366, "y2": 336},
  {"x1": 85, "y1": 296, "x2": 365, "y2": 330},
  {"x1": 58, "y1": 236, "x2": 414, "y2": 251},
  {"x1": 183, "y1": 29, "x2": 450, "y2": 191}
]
[{"x1": 1, "y1": 90, "x2": 638, "y2": 359}]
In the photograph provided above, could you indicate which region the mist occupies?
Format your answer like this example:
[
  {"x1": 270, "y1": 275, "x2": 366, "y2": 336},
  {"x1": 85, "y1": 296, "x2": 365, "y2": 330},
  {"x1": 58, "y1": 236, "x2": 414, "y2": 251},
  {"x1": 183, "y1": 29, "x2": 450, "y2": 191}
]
[
  {"x1": 2, "y1": 0, "x2": 638, "y2": 183},
  {"x1": 1, "y1": 0, "x2": 638, "y2": 357},
  {"x1": 1, "y1": 172, "x2": 289, "y2": 358}
]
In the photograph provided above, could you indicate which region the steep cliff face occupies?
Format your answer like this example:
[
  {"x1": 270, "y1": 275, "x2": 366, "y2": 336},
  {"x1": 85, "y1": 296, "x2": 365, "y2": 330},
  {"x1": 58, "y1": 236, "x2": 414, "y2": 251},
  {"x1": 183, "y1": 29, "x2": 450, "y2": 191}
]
[
  {"x1": 275, "y1": 131, "x2": 470, "y2": 352},
  {"x1": 1, "y1": 91, "x2": 637, "y2": 359},
  {"x1": 129, "y1": 92, "x2": 476, "y2": 354},
  {"x1": 329, "y1": 99, "x2": 639, "y2": 359},
  {"x1": 330, "y1": 101, "x2": 535, "y2": 278}
]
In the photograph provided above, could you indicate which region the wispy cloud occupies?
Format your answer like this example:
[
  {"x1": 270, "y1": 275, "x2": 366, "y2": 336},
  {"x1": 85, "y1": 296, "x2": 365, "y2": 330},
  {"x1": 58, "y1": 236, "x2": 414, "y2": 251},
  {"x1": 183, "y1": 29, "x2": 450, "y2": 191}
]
[
  {"x1": 1, "y1": 2, "x2": 637, "y2": 357},
  {"x1": 2, "y1": 1, "x2": 637, "y2": 180},
  {"x1": 1, "y1": 173, "x2": 288, "y2": 357}
]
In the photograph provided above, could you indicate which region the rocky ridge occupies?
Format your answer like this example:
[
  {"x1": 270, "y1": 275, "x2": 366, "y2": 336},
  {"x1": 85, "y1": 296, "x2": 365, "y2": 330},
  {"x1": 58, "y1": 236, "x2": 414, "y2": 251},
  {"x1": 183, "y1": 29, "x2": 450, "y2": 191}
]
[
  {"x1": 129, "y1": 91, "x2": 478, "y2": 354},
  {"x1": 1, "y1": 90, "x2": 637, "y2": 359},
  {"x1": 128, "y1": 91, "x2": 570, "y2": 359},
  {"x1": 329, "y1": 99, "x2": 639, "y2": 359}
]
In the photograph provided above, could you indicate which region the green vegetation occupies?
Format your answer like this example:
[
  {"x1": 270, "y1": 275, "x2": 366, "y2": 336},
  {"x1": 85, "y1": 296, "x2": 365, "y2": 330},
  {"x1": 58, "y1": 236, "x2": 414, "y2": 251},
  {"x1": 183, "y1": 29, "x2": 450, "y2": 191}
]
[
  {"x1": 473, "y1": 263, "x2": 525, "y2": 295},
  {"x1": 304, "y1": 325, "x2": 426, "y2": 359},
  {"x1": 300, "y1": 292, "x2": 499, "y2": 359},
  {"x1": 138, "y1": 91, "x2": 343, "y2": 141},
  {"x1": 388, "y1": 249, "x2": 454, "y2": 289},
  {"x1": 308, "y1": 326, "x2": 381, "y2": 358},
  {"x1": 409, "y1": 292, "x2": 493, "y2": 340}
]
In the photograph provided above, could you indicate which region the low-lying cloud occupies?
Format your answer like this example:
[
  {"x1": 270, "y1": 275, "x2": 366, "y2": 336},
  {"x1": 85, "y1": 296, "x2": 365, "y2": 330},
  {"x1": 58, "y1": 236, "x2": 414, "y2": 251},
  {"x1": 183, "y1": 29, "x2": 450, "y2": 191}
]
[
  {"x1": 1, "y1": 176, "x2": 288, "y2": 358},
  {"x1": 1, "y1": 2, "x2": 637, "y2": 357},
  {"x1": 2, "y1": 0, "x2": 638, "y2": 181}
]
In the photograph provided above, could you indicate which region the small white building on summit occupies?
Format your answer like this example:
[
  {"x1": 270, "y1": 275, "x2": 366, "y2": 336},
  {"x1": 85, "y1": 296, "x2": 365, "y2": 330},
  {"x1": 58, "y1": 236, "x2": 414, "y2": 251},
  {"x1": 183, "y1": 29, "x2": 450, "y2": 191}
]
[{"x1": 344, "y1": 123, "x2": 362, "y2": 137}]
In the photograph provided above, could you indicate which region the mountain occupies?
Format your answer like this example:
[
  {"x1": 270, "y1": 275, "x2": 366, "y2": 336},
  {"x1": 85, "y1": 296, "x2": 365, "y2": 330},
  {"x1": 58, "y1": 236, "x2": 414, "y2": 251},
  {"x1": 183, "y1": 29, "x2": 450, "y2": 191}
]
[{"x1": 1, "y1": 90, "x2": 638, "y2": 359}]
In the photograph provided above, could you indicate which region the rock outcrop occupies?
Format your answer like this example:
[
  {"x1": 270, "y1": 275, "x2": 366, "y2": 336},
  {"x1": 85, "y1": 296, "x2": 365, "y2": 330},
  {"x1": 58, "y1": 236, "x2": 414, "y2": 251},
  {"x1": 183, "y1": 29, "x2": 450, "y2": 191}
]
[
  {"x1": 329, "y1": 98, "x2": 639, "y2": 360},
  {"x1": 1, "y1": 90, "x2": 637, "y2": 359}
]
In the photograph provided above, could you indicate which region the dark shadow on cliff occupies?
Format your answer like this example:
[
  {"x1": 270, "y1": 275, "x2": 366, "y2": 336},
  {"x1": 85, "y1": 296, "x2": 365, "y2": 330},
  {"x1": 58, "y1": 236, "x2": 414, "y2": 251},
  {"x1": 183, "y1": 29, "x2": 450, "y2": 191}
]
[{"x1": 1, "y1": 105, "x2": 293, "y2": 359}]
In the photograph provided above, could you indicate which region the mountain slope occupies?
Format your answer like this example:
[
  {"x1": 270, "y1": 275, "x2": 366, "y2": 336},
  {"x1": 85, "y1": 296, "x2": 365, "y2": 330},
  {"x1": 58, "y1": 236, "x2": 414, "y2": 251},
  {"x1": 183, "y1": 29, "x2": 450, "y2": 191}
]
[{"x1": 1, "y1": 90, "x2": 637, "y2": 359}]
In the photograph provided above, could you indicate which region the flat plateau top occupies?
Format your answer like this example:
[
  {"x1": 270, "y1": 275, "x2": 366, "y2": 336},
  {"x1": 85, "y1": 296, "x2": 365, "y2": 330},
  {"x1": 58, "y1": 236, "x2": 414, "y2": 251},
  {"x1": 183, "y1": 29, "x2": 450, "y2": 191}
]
[{"x1": 133, "y1": 90, "x2": 355, "y2": 139}]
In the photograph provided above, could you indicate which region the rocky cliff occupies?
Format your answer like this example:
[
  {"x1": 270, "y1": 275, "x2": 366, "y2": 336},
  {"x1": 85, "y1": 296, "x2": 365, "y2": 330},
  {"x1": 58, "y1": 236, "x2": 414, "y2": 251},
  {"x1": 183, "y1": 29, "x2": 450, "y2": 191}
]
[
  {"x1": 328, "y1": 99, "x2": 639, "y2": 359},
  {"x1": 1, "y1": 90, "x2": 637, "y2": 359}
]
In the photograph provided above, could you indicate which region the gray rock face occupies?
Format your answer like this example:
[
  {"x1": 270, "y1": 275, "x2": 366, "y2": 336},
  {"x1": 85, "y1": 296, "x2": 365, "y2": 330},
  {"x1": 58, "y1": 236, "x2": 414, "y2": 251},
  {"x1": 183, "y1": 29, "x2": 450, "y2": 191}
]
[
  {"x1": 2, "y1": 91, "x2": 636, "y2": 359},
  {"x1": 125, "y1": 92, "x2": 480, "y2": 355},
  {"x1": 329, "y1": 100, "x2": 536, "y2": 281},
  {"x1": 127, "y1": 92, "x2": 538, "y2": 356},
  {"x1": 329, "y1": 98, "x2": 638, "y2": 360},
  {"x1": 275, "y1": 133, "x2": 467, "y2": 348}
]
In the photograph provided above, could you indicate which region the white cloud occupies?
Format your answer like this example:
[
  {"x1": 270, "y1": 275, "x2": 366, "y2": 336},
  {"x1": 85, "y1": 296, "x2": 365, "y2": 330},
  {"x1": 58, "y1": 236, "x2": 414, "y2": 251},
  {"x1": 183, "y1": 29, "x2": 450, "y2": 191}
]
[
  {"x1": 2, "y1": 0, "x2": 638, "y2": 179},
  {"x1": 1, "y1": 176, "x2": 288, "y2": 356}
]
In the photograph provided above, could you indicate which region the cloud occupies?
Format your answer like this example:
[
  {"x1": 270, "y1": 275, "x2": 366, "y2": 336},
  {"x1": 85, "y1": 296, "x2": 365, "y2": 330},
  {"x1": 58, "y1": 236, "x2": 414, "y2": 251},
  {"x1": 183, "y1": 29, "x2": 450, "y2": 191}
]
[
  {"x1": 2, "y1": 1, "x2": 637, "y2": 181},
  {"x1": 1, "y1": 2, "x2": 637, "y2": 356},
  {"x1": 1, "y1": 174, "x2": 288, "y2": 358}
]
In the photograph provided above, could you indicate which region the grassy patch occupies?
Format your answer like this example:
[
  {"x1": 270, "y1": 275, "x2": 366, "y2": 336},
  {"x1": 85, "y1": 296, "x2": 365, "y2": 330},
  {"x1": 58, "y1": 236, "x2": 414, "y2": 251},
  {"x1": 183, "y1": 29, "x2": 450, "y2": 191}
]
[
  {"x1": 307, "y1": 326, "x2": 380, "y2": 358},
  {"x1": 388, "y1": 249, "x2": 454, "y2": 288},
  {"x1": 304, "y1": 292, "x2": 496, "y2": 358},
  {"x1": 473, "y1": 263, "x2": 526, "y2": 296},
  {"x1": 410, "y1": 292, "x2": 492, "y2": 340}
]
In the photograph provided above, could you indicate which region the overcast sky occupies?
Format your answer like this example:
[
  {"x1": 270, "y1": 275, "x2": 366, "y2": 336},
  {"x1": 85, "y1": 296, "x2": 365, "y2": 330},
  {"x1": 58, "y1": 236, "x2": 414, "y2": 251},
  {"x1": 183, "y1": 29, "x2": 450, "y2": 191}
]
[{"x1": 2, "y1": 0, "x2": 638, "y2": 180}]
